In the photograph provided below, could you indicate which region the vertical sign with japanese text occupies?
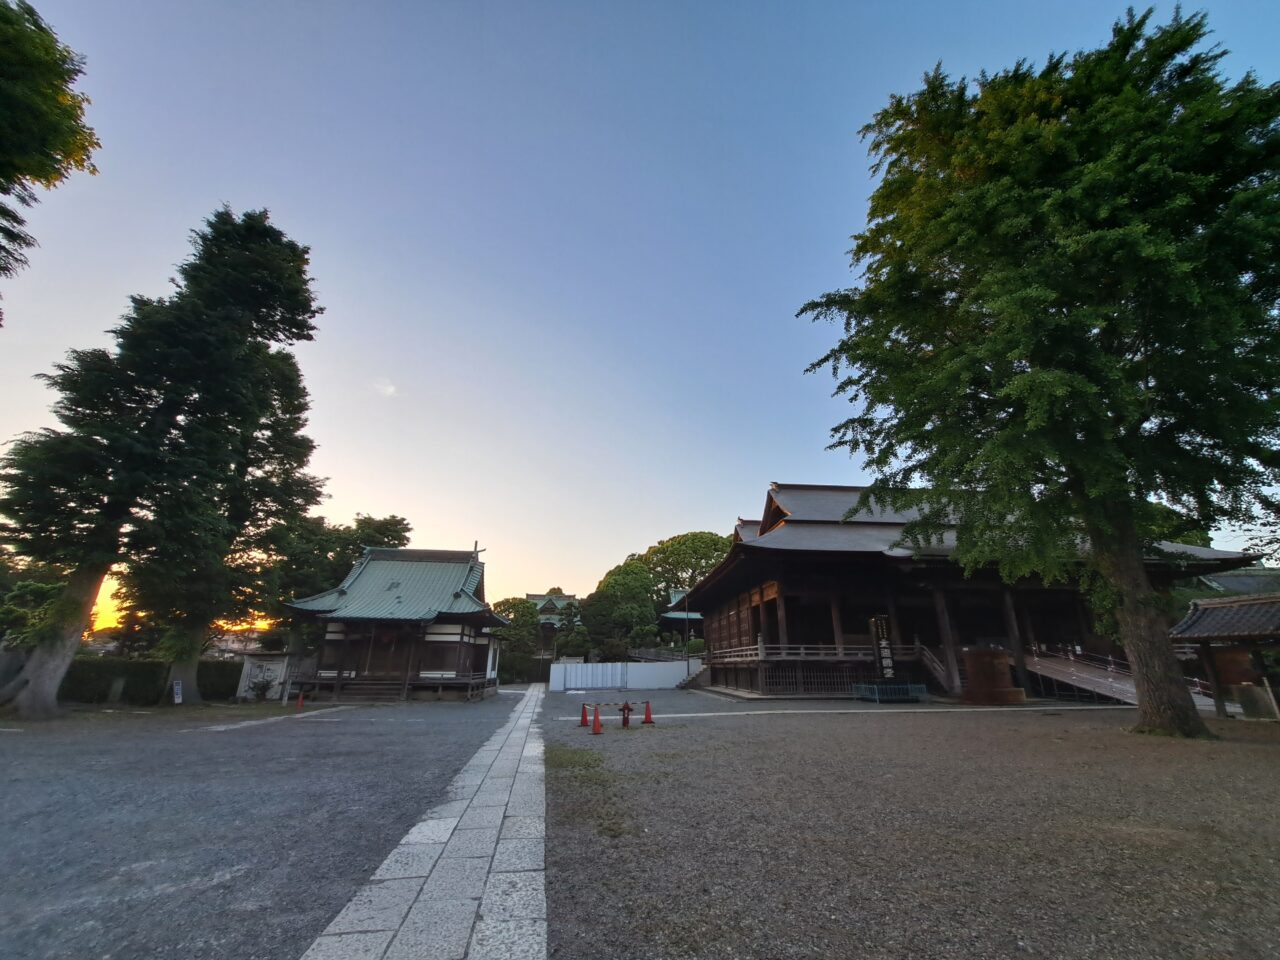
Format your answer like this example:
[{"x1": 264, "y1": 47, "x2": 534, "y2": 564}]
[{"x1": 869, "y1": 614, "x2": 895, "y2": 680}]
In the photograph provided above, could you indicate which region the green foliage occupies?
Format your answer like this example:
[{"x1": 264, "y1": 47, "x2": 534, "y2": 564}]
[
  {"x1": 58, "y1": 656, "x2": 166, "y2": 705},
  {"x1": 580, "y1": 559, "x2": 656, "y2": 644},
  {"x1": 802, "y1": 9, "x2": 1280, "y2": 584},
  {"x1": 0, "y1": 0, "x2": 99, "y2": 320},
  {"x1": 195, "y1": 659, "x2": 242, "y2": 700},
  {"x1": 631, "y1": 531, "x2": 731, "y2": 606},
  {"x1": 107, "y1": 609, "x2": 166, "y2": 658},
  {"x1": 106, "y1": 209, "x2": 324, "y2": 649},
  {"x1": 492, "y1": 597, "x2": 540, "y2": 655},
  {"x1": 0, "y1": 579, "x2": 61, "y2": 646},
  {"x1": 57, "y1": 656, "x2": 242, "y2": 704},
  {"x1": 556, "y1": 625, "x2": 591, "y2": 659},
  {"x1": 497, "y1": 650, "x2": 548, "y2": 684},
  {"x1": 1, "y1": 209, "x2": 321, "y2": 585}
]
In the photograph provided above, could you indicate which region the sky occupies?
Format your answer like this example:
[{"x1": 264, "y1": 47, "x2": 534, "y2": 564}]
[{"x1": 4, "y1": 1, "x2": 1280, "y2": 618}]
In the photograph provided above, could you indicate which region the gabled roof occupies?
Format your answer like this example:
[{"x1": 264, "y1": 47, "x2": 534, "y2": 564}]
[
  {"x1": 526, "y1": 594, "x2": 577, "y2": 609},
  {"x1": 288, "y1": 548, "x2": 502, "y2": 623},
  {"x1": 683, "y1": 482, "x2": 1254, "y2": 610},
  {"x1": 743, "y1": 482, "x2": 1248, "y2": 565},
  {"x1": 1170, "y1": 593, "x2": 1280, "y2": 642}
]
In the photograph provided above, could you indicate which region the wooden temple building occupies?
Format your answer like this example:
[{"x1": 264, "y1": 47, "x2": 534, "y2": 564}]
[
  {"x1": 684, "y1": 483, "x2": 1253, "y2": 698},
  {"x1": 285, "y1": 547, "x2": 505, "y2": 701}
]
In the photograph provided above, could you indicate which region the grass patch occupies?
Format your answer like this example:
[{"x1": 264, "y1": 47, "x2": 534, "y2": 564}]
[
  {"x1": 546, "y1": 742, "x2": 629, "y2": 838},
  {"x1": 545, "y1": 743, "x2": 604, "y2": 771}
]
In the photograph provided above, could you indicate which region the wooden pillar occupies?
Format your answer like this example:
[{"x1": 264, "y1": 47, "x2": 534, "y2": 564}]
[
  {"x1": 886, "y1": 591, "x2": 905, "y2": 654},
  {"x1": 1198, "y1": 640, "x2": 1229, "y2": 719},
  {"x1": 776, "y1": 585, "x2": 790, "y2": 650},
  {"x1": 1019, "y1": 601, "x2": 1040, "y2": 656},
  {"x1": 830, "y1": 594, "x2": 844, "y2": 656},
  {"x1": 399, "y1": 628, "x2": 417, "y2": 700},
  {"x1": 334, "y1": 632, "x2": 349, "y2": 699},
  {"x1": 932, "y1": 588, "x2": 963, "y2": 695},
  {"x1": 1002, "y1": 588, "x2": 1031, "y2": 692}
]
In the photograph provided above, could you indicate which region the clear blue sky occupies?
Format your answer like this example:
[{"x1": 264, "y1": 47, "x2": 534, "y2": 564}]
[{"x1": 4, "y1": 1, "x2": 1278, "y2": 602}]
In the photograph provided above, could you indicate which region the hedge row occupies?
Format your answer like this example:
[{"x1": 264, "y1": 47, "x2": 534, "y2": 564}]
[
  {"x1": 499, "y1": 651, "x2": 550, "y2": 685},
  {"x1": 58, "y1": 657, "x2": 243, "y2": 705}
]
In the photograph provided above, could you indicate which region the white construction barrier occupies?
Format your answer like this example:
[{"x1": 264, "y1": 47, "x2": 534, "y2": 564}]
[{"x1": 550, "y1": 659, "x2": 703, "y2": 692}]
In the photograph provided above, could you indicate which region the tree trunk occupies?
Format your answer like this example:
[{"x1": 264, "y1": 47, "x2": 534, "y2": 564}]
[
  {"x1": 163, "y1": 624, "x2": 206, "y2": 706},
  {"x1": 1086, "y1": 509, "x2": 1210, "y2": 737},
  {"x1": 9, "y1": 565, "x2": 110, "y2": 721}
]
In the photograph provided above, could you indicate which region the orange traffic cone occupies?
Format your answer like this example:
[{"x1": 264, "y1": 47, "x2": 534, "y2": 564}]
[
  {"x1": 295, "y1": 690, "x2": 305, "y2": 712},
  {"x1": 591, "y1": 705, "x2": 603, "y2": 735},
  {"x1": 642, "y1": 700, "x2": 654, "y2": 725},
  {"x1": 580, "y1": 703, "x2": 589, "y2": 727}
]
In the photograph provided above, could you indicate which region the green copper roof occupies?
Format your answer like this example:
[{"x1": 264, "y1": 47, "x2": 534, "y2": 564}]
[{"x1": 288, "y1": 548, "x2": 501, "y2": 623}]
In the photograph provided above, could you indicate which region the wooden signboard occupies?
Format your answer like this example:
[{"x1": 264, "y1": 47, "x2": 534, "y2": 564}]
[{"x1": 870, "y1": 614, "x2": 895, "y2": 680}]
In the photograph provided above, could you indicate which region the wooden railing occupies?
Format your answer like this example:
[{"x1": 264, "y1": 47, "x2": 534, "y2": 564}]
[{"x1": 706, "y1": 641, "x2": 922, "y2": 663}]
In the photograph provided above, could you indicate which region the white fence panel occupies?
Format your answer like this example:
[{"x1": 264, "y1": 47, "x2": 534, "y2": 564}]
[{"x1": 549, "y1": 658, "x2": 703, "y2": 692}]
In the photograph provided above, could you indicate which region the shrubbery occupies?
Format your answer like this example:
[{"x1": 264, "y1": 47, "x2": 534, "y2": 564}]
[
  {"x1": 498, "y1": 651, "x2": 549, "y2": 684},
  {"x1": 59, "y1": 656, "x2": 244, "y2": 704},
  {"x1": 197, "y1": 660, "x2": 242, "y2": 700},
  {"x1": 59, "y1": 657, "x2": 167, "y2": 705}
]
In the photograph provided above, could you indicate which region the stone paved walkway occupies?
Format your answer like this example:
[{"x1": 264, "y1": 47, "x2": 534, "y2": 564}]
[{"x1": 301, "y1": 685, "x2": 546, "y2": 960}]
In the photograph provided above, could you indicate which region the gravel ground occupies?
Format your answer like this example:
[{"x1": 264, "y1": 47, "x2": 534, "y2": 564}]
[
  {"x1": 0, "y1": 691, "x2": 526, "y2": 960},
  {"x1": 544, "y1": 689, "x2": 1280, "y2": 960}
]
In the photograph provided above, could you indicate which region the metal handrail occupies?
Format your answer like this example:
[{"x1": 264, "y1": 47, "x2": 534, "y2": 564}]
[
  {"x1": 1031, "y1": 649, "x2": 1213, "y2": 699},
  {"x1": 920, "y1": 646, "x2": 949, "y2": 687}
]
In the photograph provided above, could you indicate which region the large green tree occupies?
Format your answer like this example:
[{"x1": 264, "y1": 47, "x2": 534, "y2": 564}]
[
  {"x1": 581, "y1": 559, "x2": 657, "y2": 645},
  {"x1": 0, "y1": 209, "x2": 319, "y2": 718},
  {"x1": 0, "y1": 0, "x2": 99, "y2": 323},
  {"x1": 492, "y1": 597, "x2": 540, "y2": 655},
  {"x1": 114, "y1": 345, "x2": 323, "y2": 703},
  {"x1": 802, "y1": 10, "x2": 1280, "y2": 737},
  {"x1": 632, "y1": 531, "x2": 731, "y2": 606}
]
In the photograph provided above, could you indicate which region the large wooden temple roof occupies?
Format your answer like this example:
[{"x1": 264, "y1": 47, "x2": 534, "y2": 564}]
[{"x1": 683, "y1": 482, "x2": 1255, "y2": 610}]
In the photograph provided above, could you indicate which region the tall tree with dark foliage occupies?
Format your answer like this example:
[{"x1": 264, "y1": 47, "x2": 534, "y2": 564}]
[{"x1": 0, "y1": 209, "x2": 320, "y2": 717}]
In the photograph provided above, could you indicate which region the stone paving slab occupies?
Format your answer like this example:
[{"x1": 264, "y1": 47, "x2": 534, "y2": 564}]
[
  {"x1": 405, "y1": 816, "x2": 460, "y2": 843},
  {"x1": 323, "y1": 878, "x2": 424, "y2": 934},
  {"x1": 500, "y1": 816, "x2": 545, "y2": 840},
  {"x1": 442, "y1": 826, "x2": 501, "y2": 859},
  {"x1": 458, "y1": 805, "x2": 506, "y2": 830},
  {"x1": 301, "y1": 684, "x2": 547, "y2": 960},
  {"x1": 480, "y1": 872, "x2": 546, "y2": 921},
  {"x1": 301, "y1": 930, "x2": 396, "y2": 960},
  {"x1": 372, "y1": 843, "x2": 444, "y2": 880},
  {"x1": 419, "y1": 857, "x2": 490, "y2": 900},
  {"x1": 384, "y1": 898, "x2": 478, "y2": 960},
  {"x1": 491, "y1": 839, "x2": 544, "y2": 873},
  {"x1": 467, "y1": 919, "x2": 548, "y2": 960}
]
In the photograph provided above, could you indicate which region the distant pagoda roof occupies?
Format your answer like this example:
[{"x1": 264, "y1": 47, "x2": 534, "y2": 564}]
[{"x1": 288, "y1": 548, "x2": 504, "y2": 625}]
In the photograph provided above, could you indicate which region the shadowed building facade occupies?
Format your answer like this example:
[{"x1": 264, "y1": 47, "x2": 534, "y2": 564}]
[
  {"x1": 287, "y1": 548, "x2": 505, "y2": 701},
  {"x1": 685, "y1": 483, "x2": 1252, "y2": 699}
]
